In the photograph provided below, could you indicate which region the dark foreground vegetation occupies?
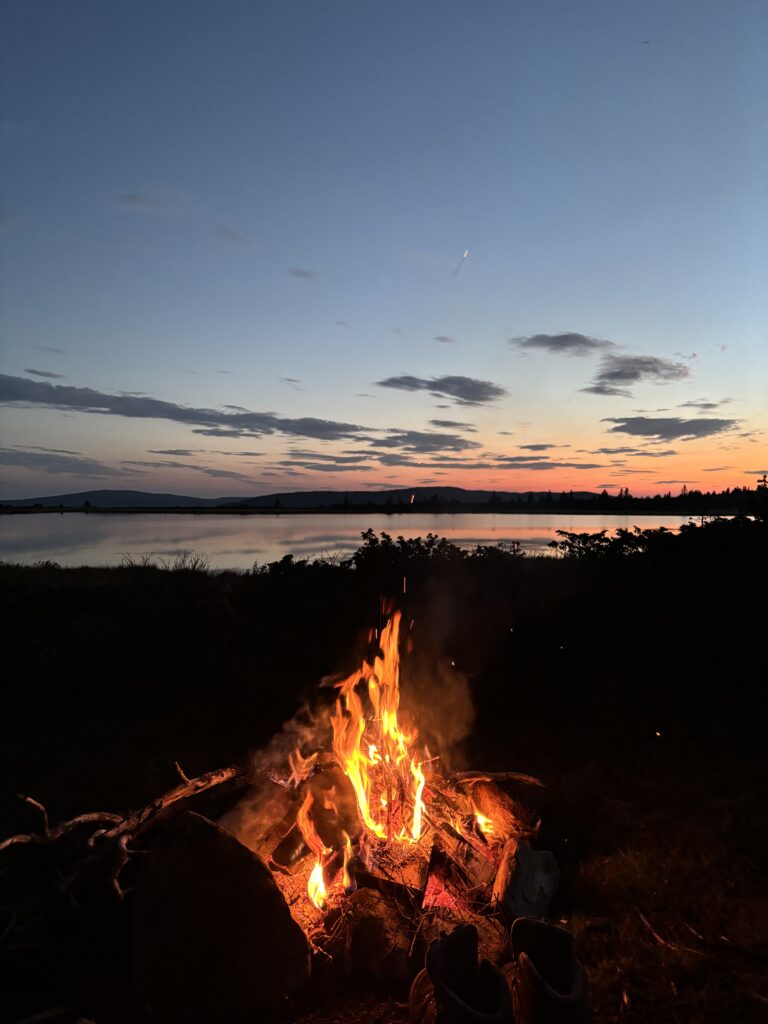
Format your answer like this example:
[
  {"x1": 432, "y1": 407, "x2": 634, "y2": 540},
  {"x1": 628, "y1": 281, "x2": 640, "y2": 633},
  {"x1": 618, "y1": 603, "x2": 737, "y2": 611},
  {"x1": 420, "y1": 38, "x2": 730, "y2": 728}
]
[{"x1": 1, "y1": 515, "x2": 767, "y2": 1023}]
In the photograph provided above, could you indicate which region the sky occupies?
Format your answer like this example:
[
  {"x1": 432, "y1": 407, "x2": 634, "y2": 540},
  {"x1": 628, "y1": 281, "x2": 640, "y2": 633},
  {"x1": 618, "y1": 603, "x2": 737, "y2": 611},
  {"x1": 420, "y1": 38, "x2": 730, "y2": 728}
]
[{"x1": 1, "y1": 0, "x2": 766, "y2": 499}]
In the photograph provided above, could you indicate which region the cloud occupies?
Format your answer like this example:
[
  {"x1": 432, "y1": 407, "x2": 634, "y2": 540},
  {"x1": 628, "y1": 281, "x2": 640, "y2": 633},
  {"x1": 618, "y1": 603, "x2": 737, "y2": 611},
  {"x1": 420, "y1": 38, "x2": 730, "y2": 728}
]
[
  {"x1": 147, "y1": 449, "x2": 200, "y2": 456},
  {"x1": 495, "y1": 456, "x2": 604, "y2": 471},
  {"x1": 519, "y1": 443, "x2": 557, "y2": 451},
  {"x1": 678, "y1": 397, "x2": 733, "y2": 412},
  {"x1": 702, "y1": 466, "x2": 732, "y2": 472},
  {"x1": 588, "y1": 446, "x2": 678, "y2": 457},
  {"x1": 583, "y1": 355, "x2": 690, "y2": 397},
  {"x1": 23, "y1": 368, "x2": 65, "y2": 379},
  {"x1": 286, "y1": 268, "x2": 318, "y2": 280},
  {"x1": 0, "y1": 447, "x2": 120, "y2": 477},
  {"x1": 114, "y1": 192, "x2": 176, "y2": 215},
  {"x1": 513, "y1": 332, "x2": 614, "y2": 356},
  {"x1": 429, "y1": 419, "x2": 477, "y2": 432},
  {"x1": 603, "y1": 416, "x2": 738, "y2": 441},
  {"x1": 371, "y1": 429, "x2": 482, "y2": 454},
  {"x1": 336, "y1": 320, "x2": 349, "y2": 328},
  {"x1": 376, "y1": 374, "x2": 506, "y2": 406},
  {"x1": 434, "y1": 335, "x2": 456, "y2": 344},
  {"x1": 36, "y1": 345, "x2": 67, "y2": 355},
  {"x1": 0, "y1": 373, "x2": 365, "y2": 442},
  {"x1": 16, "y1": 444, "x2": 82, "y2": 455},
  {"x1": 280, "y1": 377, "x2": 303, "y2": 390},
  {"x1": 122, "y1": 459, "x2": 253, "y2": 482},
  {"x1": 214, "y1": 225, "x2": 249, "y2": 244}
]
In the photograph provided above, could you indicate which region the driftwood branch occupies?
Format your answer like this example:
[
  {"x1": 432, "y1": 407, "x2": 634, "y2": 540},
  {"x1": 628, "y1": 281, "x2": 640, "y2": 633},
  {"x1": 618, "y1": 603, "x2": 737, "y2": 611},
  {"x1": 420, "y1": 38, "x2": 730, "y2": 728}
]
[
  {"x1": 101, "y1": 764, "x2": 246, "y2": 841},
  {"x1": 453, "y1": 771, "x2": 545, "y2": 788},
  {"x1": 0, "y1": 764, "x2": 247, "y2": 855},
  {"x1": 0, "y1": 811, "x2": 123, "y2": 853}
]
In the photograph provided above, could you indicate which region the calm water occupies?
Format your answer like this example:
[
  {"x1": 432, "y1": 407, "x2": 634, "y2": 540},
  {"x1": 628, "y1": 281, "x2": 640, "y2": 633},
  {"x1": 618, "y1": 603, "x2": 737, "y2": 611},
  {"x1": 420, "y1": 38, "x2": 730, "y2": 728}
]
[{"x1": 0, "y1": 512, "x2": 697, "y2": 569}]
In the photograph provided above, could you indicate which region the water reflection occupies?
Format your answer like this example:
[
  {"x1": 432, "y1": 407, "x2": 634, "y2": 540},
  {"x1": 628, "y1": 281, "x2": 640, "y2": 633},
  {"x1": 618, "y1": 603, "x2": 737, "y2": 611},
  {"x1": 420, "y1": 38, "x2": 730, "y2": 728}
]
[{"x1": 0, "y1": 512, "x2": 696, "y2": 569}]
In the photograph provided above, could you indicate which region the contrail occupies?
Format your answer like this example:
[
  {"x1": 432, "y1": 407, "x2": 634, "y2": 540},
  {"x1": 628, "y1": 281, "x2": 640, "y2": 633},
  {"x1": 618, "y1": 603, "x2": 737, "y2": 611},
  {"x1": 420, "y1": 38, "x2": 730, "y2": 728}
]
[{"x1": 452, "y1": 249, "x2": 470, "y2": 277}]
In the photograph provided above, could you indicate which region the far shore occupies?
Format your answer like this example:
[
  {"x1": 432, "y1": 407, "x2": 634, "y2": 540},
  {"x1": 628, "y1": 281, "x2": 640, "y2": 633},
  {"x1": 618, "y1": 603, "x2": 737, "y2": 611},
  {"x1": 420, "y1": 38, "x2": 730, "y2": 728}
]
[{"x1": 0, "y1": 505, "x2": 727, "y2": 517}]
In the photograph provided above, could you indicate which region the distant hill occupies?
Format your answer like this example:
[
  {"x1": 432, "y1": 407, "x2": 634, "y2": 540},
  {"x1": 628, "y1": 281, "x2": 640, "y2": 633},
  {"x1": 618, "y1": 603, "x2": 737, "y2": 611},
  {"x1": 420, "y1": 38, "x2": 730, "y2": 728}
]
[
  {"x1": 0, "y1": 490, "x2": 223, "y2": 508},
  {"x1": 1, "y1": 486, "x2": 598, "y2": 509}
]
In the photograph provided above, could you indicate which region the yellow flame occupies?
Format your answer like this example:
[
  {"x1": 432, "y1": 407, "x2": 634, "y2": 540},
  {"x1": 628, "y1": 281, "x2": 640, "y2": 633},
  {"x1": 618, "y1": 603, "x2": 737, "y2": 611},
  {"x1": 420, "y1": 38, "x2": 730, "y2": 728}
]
[
  {"x1": 308, "y1": 860, "x2": 327, "y2": 909},
  {"x1": 342, "y1": 831, "x2": 355, "y2": 891},
  {"x1": 410, "y1": 758, "x2": 426, "y2": 842},
  {"x1": 475, "y1": 812, "x2": 494, "y2": 836}
]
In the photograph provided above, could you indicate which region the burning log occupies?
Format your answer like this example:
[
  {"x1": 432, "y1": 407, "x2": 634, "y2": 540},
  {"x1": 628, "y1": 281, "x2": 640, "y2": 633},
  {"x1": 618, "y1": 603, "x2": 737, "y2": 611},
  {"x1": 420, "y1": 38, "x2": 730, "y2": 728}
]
[
  {"x1": 133, "y1": 810, "x2": 310, "y2": 1020},
  {"x1": 218, "y1": 776, "x2": 302, "y2": 860}
]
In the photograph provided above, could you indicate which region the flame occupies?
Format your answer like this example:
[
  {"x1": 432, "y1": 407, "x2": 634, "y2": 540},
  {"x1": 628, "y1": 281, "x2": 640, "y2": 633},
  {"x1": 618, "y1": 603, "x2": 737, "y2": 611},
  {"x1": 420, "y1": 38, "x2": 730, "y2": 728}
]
[
  {"x1": 296, "y1": 790, "x2": 333, "y2": 909},
  {"x1": 342, "y1": 830, "x2": 356, "y2": 892},
  {"x1": 410, "y1": 758, "x2": 426, "y2": 841},
  {"x1": 475, "y1": 811, "x2": 494, "y2": 836},
  {"x1": 308, "y1": 860, "x2": 327, "y2": 909},
  {"x1": 331, "y1": 610, "x2": 426, "y2": 845}
]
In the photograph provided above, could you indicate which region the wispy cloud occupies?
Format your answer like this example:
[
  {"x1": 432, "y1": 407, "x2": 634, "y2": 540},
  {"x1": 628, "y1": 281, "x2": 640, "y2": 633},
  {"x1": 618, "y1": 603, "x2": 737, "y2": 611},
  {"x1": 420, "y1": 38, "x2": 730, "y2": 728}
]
[
  {"x1": 147, "y1": 449, "x2": 201, "y2": 457},
  {"x1": 588, "y1": 446, "x2": 678, "y2": 457},
  {"x1": 376, "y1": 374, "x2": 506, "y2": 406},
  {"x1": 678, "y1": 397, "x2": 733, "y2": 412},
  {"x1": 603, "y1": 415, "x2": 738, "y2": 441},
  {"x1": 36, "y1": 345, "x2": 67, "y2": 355},
  {"x1": 429, "y1": 419, "x2": 477, "y2": 432},
  {"x1": 122, "y1": 459, "x2": 253, "y2": 482},
  {"x1": 214, "y1": 225, "x2": 249, "y2": 244},
  {"x1": 280, "y1": 377, "x2": 303, "y2": 390},
  {"x1": 513, "y1": 332, "x2": 614, "y2": 356},
  {"x1": 23, "y1": 368, "x2": 65, "y2": 379},
  {"x1": 582, "y1": 355, "x2": 690, "y2": 397},
  {"x1": 114, "y1": 191, "x2": 177, "y2": 215},
  {"x1": 286, "y1": 267, "x2": 319, "y2": 280},
  {"x1": 0, "y1": 447, "x2": 120, "y2": 477},
  {"x1": 0, "y1": 374, "x2": 365, "y2": 442},
  {"x1": 434, "y1": 335, "x2": 456, "y2": 344}
]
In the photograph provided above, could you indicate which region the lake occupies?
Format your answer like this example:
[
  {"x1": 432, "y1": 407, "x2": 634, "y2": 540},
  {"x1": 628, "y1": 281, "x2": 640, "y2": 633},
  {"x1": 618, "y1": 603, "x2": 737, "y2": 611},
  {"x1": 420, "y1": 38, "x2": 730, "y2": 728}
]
[{"x1": 0, "y1": 512, "x2": 699, "y2": 569}]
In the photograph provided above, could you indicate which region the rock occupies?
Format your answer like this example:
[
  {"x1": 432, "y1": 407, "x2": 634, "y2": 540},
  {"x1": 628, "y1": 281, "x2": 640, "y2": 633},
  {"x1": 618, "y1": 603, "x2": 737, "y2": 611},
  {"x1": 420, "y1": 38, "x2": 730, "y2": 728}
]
[
  {"x1": 345, "y1": 888, "x2": 413, "y2": 996},
  {"x1": 133, "y1": 811, "x2": 309, "y2": 1022}
]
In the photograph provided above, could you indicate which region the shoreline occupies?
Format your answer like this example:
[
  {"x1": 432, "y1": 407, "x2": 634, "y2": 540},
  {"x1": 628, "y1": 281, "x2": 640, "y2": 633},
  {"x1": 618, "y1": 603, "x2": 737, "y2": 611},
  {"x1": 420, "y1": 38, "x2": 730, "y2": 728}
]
[{"x1": 0, "y1": 506, "x2": 736, "y2": 517}]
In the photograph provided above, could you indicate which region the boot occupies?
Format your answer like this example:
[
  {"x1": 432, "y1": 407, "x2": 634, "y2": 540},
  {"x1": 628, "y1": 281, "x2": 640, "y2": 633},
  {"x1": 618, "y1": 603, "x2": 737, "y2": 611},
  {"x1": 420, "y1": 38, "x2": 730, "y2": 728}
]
[
  {"x1": 502, "y1": 918, "x2": 588, "y2": 1024},
  {"x1": 409, "y1": 924, "x2": 513, "y2": 1024}
]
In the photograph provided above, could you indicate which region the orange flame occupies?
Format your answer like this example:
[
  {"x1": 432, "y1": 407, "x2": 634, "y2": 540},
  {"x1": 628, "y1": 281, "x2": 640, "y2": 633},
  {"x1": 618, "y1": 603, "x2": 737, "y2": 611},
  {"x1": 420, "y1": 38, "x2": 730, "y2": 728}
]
[{"x1": 331, "y1": 610, "x2": 426, "y2": 845}]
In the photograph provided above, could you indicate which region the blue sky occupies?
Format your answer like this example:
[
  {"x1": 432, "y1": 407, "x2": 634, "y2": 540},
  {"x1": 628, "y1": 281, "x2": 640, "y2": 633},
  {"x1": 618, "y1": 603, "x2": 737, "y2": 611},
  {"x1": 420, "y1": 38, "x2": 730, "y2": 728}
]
[{"x1": 1, "y1": 0, "x2": 766, "y2": 497}]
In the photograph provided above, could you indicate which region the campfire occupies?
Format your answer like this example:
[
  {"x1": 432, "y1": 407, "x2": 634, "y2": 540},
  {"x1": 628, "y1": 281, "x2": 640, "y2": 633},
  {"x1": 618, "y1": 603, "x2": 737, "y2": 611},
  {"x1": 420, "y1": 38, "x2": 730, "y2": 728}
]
[
  {"x1": 220, "y1": 605, "x2": 543, "y2": 967},
  {"x1": 0, "y1": 603, "x2": 548, "y2": 1019}
]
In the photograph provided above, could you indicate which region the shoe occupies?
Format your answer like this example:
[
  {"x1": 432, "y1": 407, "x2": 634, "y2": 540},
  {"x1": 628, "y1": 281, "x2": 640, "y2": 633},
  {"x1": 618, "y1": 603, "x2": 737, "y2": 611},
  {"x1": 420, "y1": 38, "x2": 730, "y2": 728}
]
[
  {"x1": 409, "y1": 924, "x2": 513, "y2": 1024},
  {"x1": 502, "y1": 918, "x2": 588, "y2": 1023}
]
